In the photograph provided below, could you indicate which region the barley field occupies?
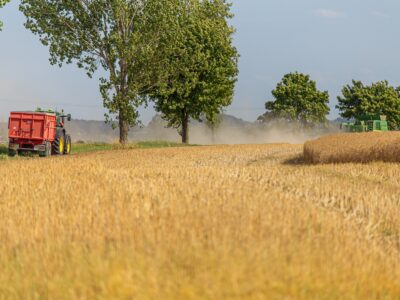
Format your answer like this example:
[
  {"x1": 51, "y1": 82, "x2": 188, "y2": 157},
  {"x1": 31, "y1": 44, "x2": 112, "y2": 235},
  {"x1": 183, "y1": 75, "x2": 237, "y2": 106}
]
[
  {"x1": 1, "y1": 144, "x2": 400, "y2": 299},
  {"x1": 304, "y1": 131, "x2": 400, "y2": 164}
]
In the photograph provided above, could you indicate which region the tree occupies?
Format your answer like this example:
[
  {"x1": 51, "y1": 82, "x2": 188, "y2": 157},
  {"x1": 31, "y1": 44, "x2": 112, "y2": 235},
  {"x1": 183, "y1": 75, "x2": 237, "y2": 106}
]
[
  {"x1": 150, "y1": 0, "x2": 239, "y2": 144},
  {"x1": 0, "y1": 0, "x2": 10, "y2": 31},
  {"x1": 20, "y1": 0, "x2": 172, "y2": 144},
  {"x1": 337, "y1": 80, "x2": 400, "y2": 129},
  {"x1": 263, "y1": 72, "x2": 330, "y2": 126}
]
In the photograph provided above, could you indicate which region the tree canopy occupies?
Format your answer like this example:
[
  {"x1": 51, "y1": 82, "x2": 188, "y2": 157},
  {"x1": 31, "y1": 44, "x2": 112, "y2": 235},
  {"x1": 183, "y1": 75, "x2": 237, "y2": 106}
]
[
  {"x1": 150, "y1": 0, "x2": 239, "y2": 144},
  {"x1": 337, "y1": 80, "x2": 400, "y2": 129},
  {"x1": 262, "y1": 72, "x2": 330, "y2": 126},
  {"x1": 20, "y1": 0, "x2": 173, "y2": 144},
  {"x1": 0, "y1": 0, "x2": 10, "y2": 31}
]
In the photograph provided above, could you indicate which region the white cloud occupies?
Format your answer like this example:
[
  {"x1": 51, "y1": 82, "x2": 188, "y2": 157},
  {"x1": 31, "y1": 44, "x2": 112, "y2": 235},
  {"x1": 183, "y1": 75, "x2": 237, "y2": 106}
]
[{"x1": 314, "y1": 9, "x2": 345, "y2": 19}]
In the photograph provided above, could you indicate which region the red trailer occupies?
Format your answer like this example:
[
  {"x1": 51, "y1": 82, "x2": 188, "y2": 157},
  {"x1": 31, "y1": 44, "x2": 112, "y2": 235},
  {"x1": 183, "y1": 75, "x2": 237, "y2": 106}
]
[{"x1": 8, "y1": 111, "x2": 72, "y2": 157}]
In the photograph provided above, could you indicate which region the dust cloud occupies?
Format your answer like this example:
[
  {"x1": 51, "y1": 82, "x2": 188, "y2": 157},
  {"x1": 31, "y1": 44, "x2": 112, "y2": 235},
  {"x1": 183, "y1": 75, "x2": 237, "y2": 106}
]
[
  {"x1": 190, "y1": 124, "x2": 333, "y2": 145},
  {"x1": 137, "y1": 115, "x2": 339, "y2": 145},
  {"x1": 0, "y1": 115, "x2": 339, "y2": 145}
]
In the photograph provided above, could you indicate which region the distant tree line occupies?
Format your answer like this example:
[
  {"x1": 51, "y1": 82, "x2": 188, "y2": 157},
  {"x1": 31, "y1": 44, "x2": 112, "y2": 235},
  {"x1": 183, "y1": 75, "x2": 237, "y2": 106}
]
[
  {"x1": 259, "y1": 72, "x2": 400, "y2": 130},
  {"x1": 19, "y1": 0, "x2": 239, "y2": 144}
]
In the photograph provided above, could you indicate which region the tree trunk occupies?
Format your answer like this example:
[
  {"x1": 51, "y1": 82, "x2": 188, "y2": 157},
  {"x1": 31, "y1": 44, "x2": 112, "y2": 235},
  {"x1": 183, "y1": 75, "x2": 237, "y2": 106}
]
[
  {"x1": 181, "y1": 110, "x2": 189, "y2": 144},
  {"x1": 119, "y1": 112, "x2": 129, "y2": 145},
  {"x1": 118, "y1": 59, "x2": 129, "y2": 145}
]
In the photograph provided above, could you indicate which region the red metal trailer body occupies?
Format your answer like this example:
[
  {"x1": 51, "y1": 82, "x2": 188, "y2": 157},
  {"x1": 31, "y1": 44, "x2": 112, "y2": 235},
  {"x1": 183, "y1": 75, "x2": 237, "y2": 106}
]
[{"x1": 8, "y1": 112, "x2": 57, "y2": 153}]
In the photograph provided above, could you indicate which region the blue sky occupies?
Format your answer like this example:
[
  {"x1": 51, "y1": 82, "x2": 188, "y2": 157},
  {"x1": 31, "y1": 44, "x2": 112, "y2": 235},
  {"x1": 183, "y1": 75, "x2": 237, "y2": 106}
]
[{"x1": 0, "y1": 0, "x2": 399, "y2": 123}]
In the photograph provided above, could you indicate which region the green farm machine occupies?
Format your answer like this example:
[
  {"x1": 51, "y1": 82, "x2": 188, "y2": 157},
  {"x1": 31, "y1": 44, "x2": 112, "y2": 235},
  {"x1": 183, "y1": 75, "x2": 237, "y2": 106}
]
[{"x1": 341, "y1": 115, "x2": 389, "y2": 132}]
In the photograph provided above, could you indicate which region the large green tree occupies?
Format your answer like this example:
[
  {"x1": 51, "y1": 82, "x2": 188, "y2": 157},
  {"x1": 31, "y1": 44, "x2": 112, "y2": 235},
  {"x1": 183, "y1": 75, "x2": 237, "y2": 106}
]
[
  {"x1": 20, "y1": 0, "x2": 172, "y2": 144},
  {"x1": 0, "y1": 0, "x2": 10, "y2": 30},
  {"x1": 151, "y1": 0, "x2": 239, "y2": 144},
  {"x1": 263, "y1": 72, "x2": 330, "y2": 126},
  {"x1": 337, "y1": 80, "x2": 400, "y2": 129}
]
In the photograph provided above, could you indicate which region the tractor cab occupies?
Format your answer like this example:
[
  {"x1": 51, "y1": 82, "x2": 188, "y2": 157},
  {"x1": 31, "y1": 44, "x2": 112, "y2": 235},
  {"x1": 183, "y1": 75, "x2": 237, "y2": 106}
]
[{"x1": 55, "y1": 111, "x2": 72, "y2": 128}]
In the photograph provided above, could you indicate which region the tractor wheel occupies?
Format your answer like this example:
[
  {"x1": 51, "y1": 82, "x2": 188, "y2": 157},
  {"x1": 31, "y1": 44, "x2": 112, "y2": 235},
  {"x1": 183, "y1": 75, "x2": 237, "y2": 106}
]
[
  {"x1": 52, "y1": 130, "x2": 65, "y2": 155},
  {"x1": 64, "y1": 135, "x2": 72, "y2": 155},
  {"x1": 8, "y1": 149, "x2": 17, "y2": 157}
]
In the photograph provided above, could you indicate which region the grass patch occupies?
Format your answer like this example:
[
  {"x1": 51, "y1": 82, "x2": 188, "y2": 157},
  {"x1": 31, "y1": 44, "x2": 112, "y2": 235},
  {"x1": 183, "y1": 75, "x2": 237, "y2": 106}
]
[
  {"x1": 0, "y1": 144, "x2": 8, "y2": 155},
  {"x1": 0, "y1": 141, "x2": 195, "y2": 158},
  {"x1": 72, "y1": 141, "x2": 194, "y2": 154},
  {"x1": 71, "y1": 143, "x2": 115, "y2": 154},
  {"x1": 135, "y1": 141, "x2": 197, "y2": 149}
]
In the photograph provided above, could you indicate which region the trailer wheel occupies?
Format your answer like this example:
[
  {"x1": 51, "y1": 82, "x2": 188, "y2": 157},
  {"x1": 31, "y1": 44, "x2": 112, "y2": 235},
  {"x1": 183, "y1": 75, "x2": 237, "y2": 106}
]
[
  {"x1": 8, "y1": 149, "x2": 17, "y2": 157},
  {"x1": 53, "y1": 130, "x2": 65, "y2": 155},
  {"x1": 64, "y1": 135, "x2": 72, "y2": 155},
  {"x1": 40, "y1": 142, "x2": 52, "y2": 157}
]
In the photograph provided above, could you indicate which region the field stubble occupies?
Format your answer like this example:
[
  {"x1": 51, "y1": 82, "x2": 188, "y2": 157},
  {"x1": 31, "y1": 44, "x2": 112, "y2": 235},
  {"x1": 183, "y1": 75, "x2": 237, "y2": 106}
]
[{"x1": 0, "y1": 144, "x2": 400, "y2": 299}]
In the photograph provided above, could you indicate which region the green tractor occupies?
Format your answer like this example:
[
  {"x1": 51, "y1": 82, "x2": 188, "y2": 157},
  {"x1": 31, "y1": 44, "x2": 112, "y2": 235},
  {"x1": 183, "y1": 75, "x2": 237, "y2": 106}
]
[{"x1": 341, "y1": 115, "x2": 389, "y2": 132}]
